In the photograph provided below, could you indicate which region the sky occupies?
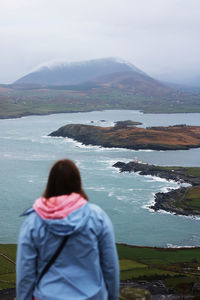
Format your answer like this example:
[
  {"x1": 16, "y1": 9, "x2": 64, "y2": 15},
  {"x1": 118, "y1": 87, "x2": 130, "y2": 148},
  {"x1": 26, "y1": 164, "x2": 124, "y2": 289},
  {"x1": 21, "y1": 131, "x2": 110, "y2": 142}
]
[{"x1": 1, "y1": 0, "x2": 200, "y2": 85}]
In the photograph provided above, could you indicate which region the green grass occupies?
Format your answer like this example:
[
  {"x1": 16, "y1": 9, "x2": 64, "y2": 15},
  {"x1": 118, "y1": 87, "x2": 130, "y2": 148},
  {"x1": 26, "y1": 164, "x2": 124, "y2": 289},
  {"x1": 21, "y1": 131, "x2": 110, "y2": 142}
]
[
  {"x1": 117, "y1": 244, "x2": 200, "y2": 297},
  {"x1": 117, "y1": 244, "x2": 200, "y2": 265},
  {"x1": 157, "y1": 166, "x2": 200, "y2": 177},
  {"x1": 119, "y1": 258, "x2": 179, "y2": 281},
  {"x1": 184, "y1": 168, "x2": 200, "y2": 177},
  {"x1": 0, "y1": 245, "x2": 16, "y2": 290},
  {"x1": 154, "y1": 166, "x2": 200, "y2": 213},
  {"x1": 181, "y1": 186, "x2": 200, "y2": 209},
  {"x1": 120, "y1": 268, "x2": 179, "y2": 281},
  {"x1": 171, "y1": 186, "x2": 200, "y2": 211},
  {"x1": 120, "y1": 259, "x2": 147, "y2": 271},
  {"x1": 1, "y1": 243, "x2": 200, "y2": 297},
  {"x1": 0, "y1": 244, "x2": 16, "y2": 262},
  {"x1": 1, "y1": 86, "x2": 200, "y2": 119}
]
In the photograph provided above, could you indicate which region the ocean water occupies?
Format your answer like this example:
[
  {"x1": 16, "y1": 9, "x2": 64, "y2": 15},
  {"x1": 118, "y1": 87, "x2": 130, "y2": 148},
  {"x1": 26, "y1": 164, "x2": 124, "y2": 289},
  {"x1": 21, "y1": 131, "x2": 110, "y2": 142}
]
[{"x1": 0, "y1": 110, "x2": 200, "y2": 247}]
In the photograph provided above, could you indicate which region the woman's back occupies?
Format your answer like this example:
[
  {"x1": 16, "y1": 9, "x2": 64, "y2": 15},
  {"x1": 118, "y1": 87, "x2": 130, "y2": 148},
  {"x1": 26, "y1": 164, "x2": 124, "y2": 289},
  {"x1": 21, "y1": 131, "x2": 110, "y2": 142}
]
[
  {"x1": 17, "y1": 159, "x2": 119, "y2": 300},
  {"x1": 17, "y1": 193, "x2": 119, "y2": 300}
]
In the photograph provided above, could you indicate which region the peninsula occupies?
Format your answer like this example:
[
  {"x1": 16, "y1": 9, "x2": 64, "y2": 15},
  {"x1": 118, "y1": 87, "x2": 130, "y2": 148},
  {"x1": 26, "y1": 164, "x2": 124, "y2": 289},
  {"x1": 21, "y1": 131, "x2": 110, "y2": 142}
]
[
  {"x1": 49, "y1": 122, "x2": 200, "y2": 151},
  {"x1": 113, "y1": 161, "x2": 200, "y2": 216}
]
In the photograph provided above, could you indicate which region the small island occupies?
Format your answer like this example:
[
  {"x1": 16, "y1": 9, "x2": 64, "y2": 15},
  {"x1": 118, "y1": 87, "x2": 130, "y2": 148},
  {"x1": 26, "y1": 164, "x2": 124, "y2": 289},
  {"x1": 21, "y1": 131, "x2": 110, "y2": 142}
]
[
  {"x1": 114, "y1": 120, "x2": 143, "y2": 127},
  {"x1": 113, "y1": 161, "x2": 200, "y2": 216},
  {"x1": 49, "y1": 122, "x2": 200, "y2": 151}
]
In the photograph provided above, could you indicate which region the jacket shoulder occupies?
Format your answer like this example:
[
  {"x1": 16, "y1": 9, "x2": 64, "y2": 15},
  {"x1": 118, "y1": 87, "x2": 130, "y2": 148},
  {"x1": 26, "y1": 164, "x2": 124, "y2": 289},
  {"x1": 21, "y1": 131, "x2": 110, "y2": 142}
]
[
  {"x1": 88, "y1": 203, "x2": 108, "y2": 219},
  {"x1": 88, "y1": 203, "x2": 113, "y2": 230},
  {"x1": 20, "y1": 207, "x2": 35, "y2": 216}
]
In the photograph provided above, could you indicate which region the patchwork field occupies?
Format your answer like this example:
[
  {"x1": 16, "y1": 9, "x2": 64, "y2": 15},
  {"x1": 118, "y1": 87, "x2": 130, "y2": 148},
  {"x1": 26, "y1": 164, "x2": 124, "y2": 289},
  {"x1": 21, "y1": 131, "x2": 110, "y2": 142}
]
[{"x1": 1, "y1": 243, "x2": 200, "y2": 298}]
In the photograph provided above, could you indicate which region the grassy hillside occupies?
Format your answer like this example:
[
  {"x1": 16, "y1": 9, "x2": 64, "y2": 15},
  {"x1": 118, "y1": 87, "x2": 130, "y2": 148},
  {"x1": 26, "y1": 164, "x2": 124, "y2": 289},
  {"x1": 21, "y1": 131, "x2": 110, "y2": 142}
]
[{"x1": 0, "y1": 85, "x2": 200, "y2": 118}]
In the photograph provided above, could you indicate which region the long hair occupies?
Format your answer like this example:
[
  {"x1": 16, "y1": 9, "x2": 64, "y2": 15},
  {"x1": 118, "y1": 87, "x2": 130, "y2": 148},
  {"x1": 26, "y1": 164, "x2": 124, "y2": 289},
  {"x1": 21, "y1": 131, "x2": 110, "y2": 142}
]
[{"x1": 43, "y1": 159, "x2": 88, "y2": 200}]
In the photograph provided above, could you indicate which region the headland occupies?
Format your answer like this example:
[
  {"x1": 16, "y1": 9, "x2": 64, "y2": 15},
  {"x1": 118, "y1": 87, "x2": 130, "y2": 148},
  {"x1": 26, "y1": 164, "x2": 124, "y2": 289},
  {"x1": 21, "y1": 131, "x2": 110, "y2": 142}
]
[
  {"x1": 49, "y1": 122, "x2": 200, "y2": 151},
  {"x1": 113, "y1": 161, "x2": 200, "y2": 216}
]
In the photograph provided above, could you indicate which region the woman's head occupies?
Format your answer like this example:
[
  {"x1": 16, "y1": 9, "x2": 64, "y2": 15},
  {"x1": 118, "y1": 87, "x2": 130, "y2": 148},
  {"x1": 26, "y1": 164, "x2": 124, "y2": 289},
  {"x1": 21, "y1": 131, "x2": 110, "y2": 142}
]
[{"x1": 43, "y1": 159, "x2": 88, "y2": 200}]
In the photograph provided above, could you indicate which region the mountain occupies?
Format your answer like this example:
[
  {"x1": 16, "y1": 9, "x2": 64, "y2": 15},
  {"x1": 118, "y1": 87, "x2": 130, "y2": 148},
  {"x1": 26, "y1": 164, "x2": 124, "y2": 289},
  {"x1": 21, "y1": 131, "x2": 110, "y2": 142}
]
[
  {"x1": 14, "y1": 58, "x2": 145, "y2": 86},
  {"x1": 13, "y1": 57, "x2": 174, "y2": 97},
  {"x1": 92, "y1": 71, "x2": 173, "y2": 97}
]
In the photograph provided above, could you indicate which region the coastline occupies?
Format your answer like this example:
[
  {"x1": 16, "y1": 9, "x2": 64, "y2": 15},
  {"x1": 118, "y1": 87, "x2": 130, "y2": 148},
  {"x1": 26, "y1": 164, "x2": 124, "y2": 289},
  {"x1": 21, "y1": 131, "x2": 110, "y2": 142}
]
[
  {"x1": 2, "y1": 109, "x2": 200, "y2": 120},
  {"x1": 113, "y1": 161, "x2": 200, "y2": 217}
]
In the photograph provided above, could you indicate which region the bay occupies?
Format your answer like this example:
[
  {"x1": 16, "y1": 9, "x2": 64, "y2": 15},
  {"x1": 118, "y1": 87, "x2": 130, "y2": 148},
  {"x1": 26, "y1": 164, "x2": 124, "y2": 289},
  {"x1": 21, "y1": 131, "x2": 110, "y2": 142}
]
[{"x1": 0, "y1": 110, "x2": 200, "y2": 246}]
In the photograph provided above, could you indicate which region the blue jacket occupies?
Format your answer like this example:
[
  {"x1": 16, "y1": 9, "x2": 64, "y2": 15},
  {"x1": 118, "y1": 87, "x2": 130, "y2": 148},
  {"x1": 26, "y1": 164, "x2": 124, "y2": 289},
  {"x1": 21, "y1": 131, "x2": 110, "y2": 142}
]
[{"x1": 17, "y1": 198, "x2": 119, "y2": 300}]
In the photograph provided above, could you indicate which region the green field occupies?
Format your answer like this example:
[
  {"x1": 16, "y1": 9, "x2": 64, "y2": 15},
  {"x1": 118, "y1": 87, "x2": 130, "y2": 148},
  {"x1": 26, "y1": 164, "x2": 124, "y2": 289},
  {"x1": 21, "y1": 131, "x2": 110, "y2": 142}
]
[
  {"x1": 118, "y1": 244, "x2": 200, "y2": 297},
  {"x1": 175, "y1": 186, "x2": 200, "y2": 211},
  {"x1": 0, "y1": 85, "x2": 200, "y2": 119},
  {"x1": 0, "y1": 244, "x2": 16, "y2": 289},
  {"x1": 1, "y1": 243, "x2": 200, "y2": 298}
]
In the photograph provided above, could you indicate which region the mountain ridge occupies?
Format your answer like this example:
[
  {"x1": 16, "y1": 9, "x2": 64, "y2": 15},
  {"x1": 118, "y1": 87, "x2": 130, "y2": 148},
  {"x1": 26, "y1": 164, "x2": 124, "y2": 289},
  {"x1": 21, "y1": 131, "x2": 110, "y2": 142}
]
[
  {"x1": 14, "y1": 57, "x2": 145, "y2": 86},
  {"x1": 13, "y1": 57, "x2": 174, "y2": 97}
]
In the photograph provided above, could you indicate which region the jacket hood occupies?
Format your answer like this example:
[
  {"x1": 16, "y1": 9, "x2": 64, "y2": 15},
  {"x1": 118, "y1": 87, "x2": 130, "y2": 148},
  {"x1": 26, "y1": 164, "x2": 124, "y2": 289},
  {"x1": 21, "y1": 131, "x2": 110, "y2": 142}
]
[{"x1": 32, "y1": 193, "x2": 90, "y2": 236}]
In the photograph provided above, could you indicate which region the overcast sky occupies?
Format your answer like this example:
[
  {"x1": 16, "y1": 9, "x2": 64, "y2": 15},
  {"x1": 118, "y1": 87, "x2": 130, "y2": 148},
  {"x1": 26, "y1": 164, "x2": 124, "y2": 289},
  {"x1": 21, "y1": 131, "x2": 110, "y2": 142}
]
[{"x1": 1, "y1": 0, "x2": 200, "y2": 84}]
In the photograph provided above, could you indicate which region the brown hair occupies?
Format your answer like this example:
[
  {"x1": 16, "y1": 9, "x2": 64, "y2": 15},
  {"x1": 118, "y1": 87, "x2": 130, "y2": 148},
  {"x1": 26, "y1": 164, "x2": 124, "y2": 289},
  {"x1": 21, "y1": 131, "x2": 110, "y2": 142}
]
[{"x1": 43, "y1": 159, "x2": 88, "y2": 200}]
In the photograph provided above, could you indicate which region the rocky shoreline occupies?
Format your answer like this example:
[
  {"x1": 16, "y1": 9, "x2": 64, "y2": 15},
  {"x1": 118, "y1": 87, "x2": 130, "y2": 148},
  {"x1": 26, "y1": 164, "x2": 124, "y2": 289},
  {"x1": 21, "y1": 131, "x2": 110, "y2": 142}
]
[{"x1": 113, "y1": 161, "x2": 200, "y2": 216}]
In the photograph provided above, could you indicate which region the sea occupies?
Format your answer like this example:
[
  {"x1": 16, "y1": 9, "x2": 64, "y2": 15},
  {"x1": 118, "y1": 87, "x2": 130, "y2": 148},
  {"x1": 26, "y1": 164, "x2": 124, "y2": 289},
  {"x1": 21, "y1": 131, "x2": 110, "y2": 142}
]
[{"x1": 0, "y1": 110, "x2": 200, "y2": 247}]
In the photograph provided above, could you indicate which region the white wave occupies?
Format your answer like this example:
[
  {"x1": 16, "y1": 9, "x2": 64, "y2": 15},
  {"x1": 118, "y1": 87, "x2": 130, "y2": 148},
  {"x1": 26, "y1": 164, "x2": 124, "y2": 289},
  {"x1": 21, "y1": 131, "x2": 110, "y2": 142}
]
[
  {"x1": 94, "y1": 146, "x2": 129, "y2": 152},
  {"x1": 143, "y1": 174, "x2": 179, "y2": 185},
  {"x1": 73, "y1": 141, "x2": 102, "y2": 150},
  {"x1": 108, "y1": 192, "x2": 114, "y2": 197},
  {"x1": 138, "y1": 149, "x2": 154, "y2": 152},
  {"x1": 86, "y1": 186, "x2": 105, "y2": 192},
  {"x1": 116, "y1": 195, "x2": 131, "y2": 203},
  {"x1": 146, "y1": 175, "x2": 169, "y2": 182},
  {"x1": 142, "y1": 194, "x2": 155, "y2": 211},
  {"x1": 133, "y1": 171, "x2": 180, "y2": 186},
  {"x1": 46, "y1": 136, "x2": 137, "y2": 152},
  {"x1": 143, "y1": 202, "x2": 179, "y2": 216},
  {"x1": 160, "y1": 187, "x2": 173, "y2": 193},
  {"x1": 180, "y1": 182, "x2": 192, "y2": 188},
  {"x1": 144, "y1": 202, "x2": 200, "y2": 220},
  {"x1": 177, "y1": 214, "x2": 200, "y2": 221},
  {"x1": 41, "y1": 136, "x2": 74, "y2": 145},
  {"x1": 166, "y1": 244, "x2": 196, "y2": 249},
  {"x1": 143, "y1": 205, "x2": 154, "y2": 212},
  {"x1": 111, "y1": 167, "x2": 121, "y2": 174}
]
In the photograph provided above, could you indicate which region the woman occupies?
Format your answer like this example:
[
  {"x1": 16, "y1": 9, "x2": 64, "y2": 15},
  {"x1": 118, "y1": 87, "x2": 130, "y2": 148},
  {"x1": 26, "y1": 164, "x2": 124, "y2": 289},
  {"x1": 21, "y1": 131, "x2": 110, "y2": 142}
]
[{"x1": 16, "y1": 159, "x2": 119, "y2": 300}]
